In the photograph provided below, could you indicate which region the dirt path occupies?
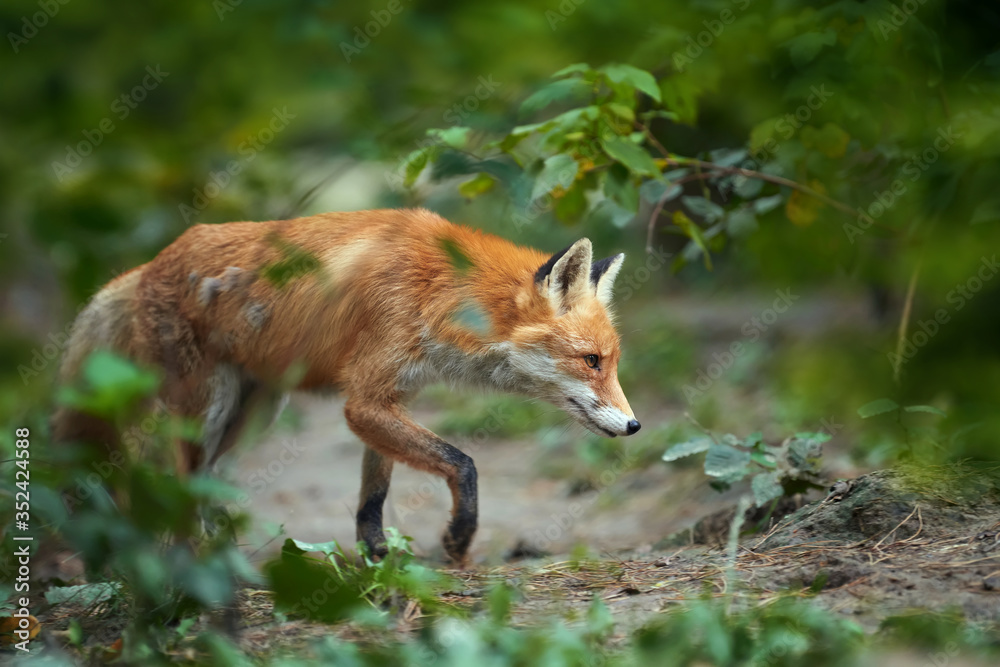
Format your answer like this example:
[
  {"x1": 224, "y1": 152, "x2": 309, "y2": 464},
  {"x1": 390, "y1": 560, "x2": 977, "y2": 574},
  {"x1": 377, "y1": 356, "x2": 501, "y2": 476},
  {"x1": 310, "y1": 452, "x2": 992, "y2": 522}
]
[
  {"x1": 226, "y1": 289, "x2": 876, "y2": 565},
  {"x1": 229, "y1": 394, "x2": 720, "y2": 565}
]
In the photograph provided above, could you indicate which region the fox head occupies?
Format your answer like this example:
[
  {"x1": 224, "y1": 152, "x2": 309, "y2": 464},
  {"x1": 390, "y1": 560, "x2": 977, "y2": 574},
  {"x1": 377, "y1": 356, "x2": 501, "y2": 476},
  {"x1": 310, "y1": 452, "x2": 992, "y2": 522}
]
[{"x1": 507, "y1": 239, "x2": 639, "y2": 438}]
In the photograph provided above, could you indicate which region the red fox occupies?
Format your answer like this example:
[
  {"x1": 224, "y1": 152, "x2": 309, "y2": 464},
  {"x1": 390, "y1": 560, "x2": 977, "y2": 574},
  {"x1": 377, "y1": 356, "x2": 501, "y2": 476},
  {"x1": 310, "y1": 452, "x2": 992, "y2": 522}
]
[{"x1": 53, "y1": 208, "x2": 639, "y2": 565}]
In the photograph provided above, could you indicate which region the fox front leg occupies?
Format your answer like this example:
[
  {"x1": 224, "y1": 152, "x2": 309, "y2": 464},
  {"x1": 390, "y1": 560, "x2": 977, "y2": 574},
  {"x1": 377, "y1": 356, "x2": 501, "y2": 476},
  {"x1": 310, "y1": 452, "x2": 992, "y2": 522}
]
[
  {"x1": 357, "y1": 446, "x2": 394, "y2": 558},
  {"x1": 345, "y1": 397, "x2": 479, "y2": 566}
]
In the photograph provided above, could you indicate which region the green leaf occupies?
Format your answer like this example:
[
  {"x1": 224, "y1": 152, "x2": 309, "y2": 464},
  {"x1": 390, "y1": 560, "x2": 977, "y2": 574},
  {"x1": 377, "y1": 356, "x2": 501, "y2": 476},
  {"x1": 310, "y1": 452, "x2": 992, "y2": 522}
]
[
  {"x1": 591, "y1": 199, "x2": 636, "y2": 228},
  {"x1": 439, "y1": 238, "x2": 474, "y2": 274},
  {"x1": 640, "y1": 178, "x2": 681, "y2": 204},
  {"x1": 458, "y1": 173, "x2": 496, "y2": 199},
  {"x1": 482, "y1": 585, "x2": 514, "y2": 626},
  {"x1": 178, "y1": 556, "x2": 237, "y2": 607},
  {"x1": 726, "y1": 209, "x2": 758, "y2": 239},
  {"x1": 904, "y1": 405, "x2": 947, "y2": 417},
  {"x1": 792, "y1": 431, "x2": 832, "y2": 445},
  {"x1": 265, "y1": 539, "x2": 362, "y2": 622},
  {"x1": 552, "y1": 63, "x2": 593, "y2": 78},
  {"x1": 662, "y1": 436, "x2": 713, "y2": 461},
  {"x1": 751, "y1": 471, "x2": 784, "y2": 507},
  {"x1": 753, "y1": 194, "x2": 784, "y2": 214},
  {"x1": 672, "y1": 210, "x2": 713, "y2": 270},
  {"x1": 600, "y1": 136, "x2": 660, "y2": 177},
  {"x1": 520, "y1": 78, "x2": 592, "y2": 116},
  {"x1": 660, "y1": 77, "x2": 699, "y2": 125},
  {"x1": 601, "y1": 64, "x2": 662, "y2": 103},
  {"x1": 45, "y1": 582, "x2": 121, "y2": 607},
  {"x1": 604, "y1": 164, "x2": 639, "y2": 213},
  {"x1": 704, "y1": 443, "x2": 751, "y2": 478},
  {"x1": 857, "y1": 398, "x2": 900, "y2": 418},
  {"x1": 750, "y1": 452, "x2": 777, "y2": 468},
  {"x1": 788, "y1": 435, "x2": 825, "y2": 466},
  {"x1": 605, "y1": 102, "x2": 635, "y2": 123},
  {"x1": 681, "y1": 195, "x2": 724, "y2": 222},
  {"x1": 84, "y1": 350, "x2": 159, "y2": 395},
  {"x1": 403, "y1": 148, "x2": 431, "y2": 187},
  {"x1": 800, "y1": 122, "x2": 850, "y2": 158},
  {"x1": 708, "y1": 148, "x2": 748, "y2": 168},
  {"x1": 784, "y1": 29, "x2": 837, "y2": 67},
  {"x1": 57, "y1": 351, "x2": 160, "y2": 417},
  {"x1": 734, "y1": 174, "x2": 764, "y2": 199},
  {"x1": 586, "y1": 596, "x2": 615, "y2": 641},
  {"x1": 554, "y1": 178, "x2": 589, "y2": 222},
  {"x1": 532, "y1": 154, "x2": 579, "y2": 200},
  {"x1": 261, "y1": 242, "x2": 322, "y2": 289},
  {"x1": 427, "y1": 126, "x2": 470, "y2": 150},
  {"x1": 290, "y1": 539, "x2": 344, "y2": 557},
  {"x1": 68, "y1": 619, "x2": 83, "y2": 647}
]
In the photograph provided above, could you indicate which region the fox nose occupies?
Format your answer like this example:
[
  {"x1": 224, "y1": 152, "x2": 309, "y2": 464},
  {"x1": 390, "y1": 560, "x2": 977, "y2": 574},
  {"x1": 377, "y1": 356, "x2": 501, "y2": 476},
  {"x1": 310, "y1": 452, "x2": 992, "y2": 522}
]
[{"x1": 626, "y1": 419, "x2": 641, "y2": 435}]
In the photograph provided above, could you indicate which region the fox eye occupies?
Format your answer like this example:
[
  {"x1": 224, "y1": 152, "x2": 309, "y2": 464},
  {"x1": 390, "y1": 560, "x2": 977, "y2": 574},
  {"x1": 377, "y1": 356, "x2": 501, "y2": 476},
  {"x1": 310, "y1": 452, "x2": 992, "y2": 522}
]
[{"x1": 584, "y1": 354, "x2": 600, "y2": 369}]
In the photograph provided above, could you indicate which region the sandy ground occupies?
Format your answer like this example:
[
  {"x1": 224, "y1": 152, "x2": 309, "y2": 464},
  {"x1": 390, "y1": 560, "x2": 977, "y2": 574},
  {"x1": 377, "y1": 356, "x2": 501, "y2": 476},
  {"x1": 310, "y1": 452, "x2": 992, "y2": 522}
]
[
  {"x1": 224, "y1": 289, "x2": 877, "y2": 566},
  {"x1": 227, "y1": 393, "x2": 716, "y2": 566}
]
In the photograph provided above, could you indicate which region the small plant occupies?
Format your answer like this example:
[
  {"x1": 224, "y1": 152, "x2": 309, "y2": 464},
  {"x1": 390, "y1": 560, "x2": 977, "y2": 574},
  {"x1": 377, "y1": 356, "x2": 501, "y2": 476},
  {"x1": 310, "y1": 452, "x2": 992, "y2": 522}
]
[
  {"x1": 633, "y1": 592, "x2": 865, "y2": 667},
  {"x1": 266, "y1": 527, "x2": 457, "y2": 623},
  {"x1": 857, "y1": 398, "x2": 949, "y2": 458},
  {"x1": 662, "y1": 428, "x2": 829, "y2": 507}
]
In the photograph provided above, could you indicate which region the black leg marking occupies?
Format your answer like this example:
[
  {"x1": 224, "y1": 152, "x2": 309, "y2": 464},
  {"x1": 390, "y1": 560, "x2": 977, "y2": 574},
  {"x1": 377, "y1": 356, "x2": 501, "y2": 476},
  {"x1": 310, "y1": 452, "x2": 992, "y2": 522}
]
[
  {"x1": 438, "y1": 443, "x2": 478, "y2": 564},
  {"x1": 357, "y1": 488, "x2": 389, "y2": 558}
]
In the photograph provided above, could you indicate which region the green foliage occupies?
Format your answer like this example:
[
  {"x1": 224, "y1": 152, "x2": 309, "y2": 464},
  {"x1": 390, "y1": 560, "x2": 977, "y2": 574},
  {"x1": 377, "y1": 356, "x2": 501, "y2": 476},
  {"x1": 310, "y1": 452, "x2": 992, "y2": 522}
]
[
  {"x1": 632, "y1": 594, "x2": 865, "y2": 667},
  {"x1": 56, "y1": 351, "x2": 160, "y2": 420},
  {"x1": 3, "y1": 351, "x2": 256, "y2": 654},
  {"x1": 268, "y1": 528, "x2": 456, "y2": 621},
  {"x1": 260, "y1": 234, "x2": 323, "y2": 288},
  {"x1": 664, "y1": 430, "x2": 829, "y2": 505},
  {"x1": 880, "y1": 610, "x2": 1000, "y2": 655},
  {"x1": 43, "y1": 582, "x2": 120, "y2": 607}
]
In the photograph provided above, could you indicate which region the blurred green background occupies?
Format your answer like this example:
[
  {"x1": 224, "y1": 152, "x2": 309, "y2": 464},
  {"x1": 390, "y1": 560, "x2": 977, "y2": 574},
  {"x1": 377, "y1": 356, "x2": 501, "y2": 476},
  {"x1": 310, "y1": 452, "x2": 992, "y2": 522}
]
[{"x1": 2, "y1": 0, "x2": 999, "y2": 464}]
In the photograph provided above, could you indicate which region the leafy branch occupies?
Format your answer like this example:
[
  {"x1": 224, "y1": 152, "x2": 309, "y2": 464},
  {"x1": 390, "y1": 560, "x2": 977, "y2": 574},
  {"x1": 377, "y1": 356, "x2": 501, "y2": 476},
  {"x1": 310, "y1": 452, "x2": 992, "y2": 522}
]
[{"x1": 408, "y1": 62, "x2": 866, "y2": 271}]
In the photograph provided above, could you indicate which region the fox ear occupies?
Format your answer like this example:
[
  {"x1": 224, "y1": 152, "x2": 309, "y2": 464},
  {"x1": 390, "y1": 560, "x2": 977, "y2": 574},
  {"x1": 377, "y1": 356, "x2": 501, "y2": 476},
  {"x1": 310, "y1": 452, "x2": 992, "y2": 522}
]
[
  {"x1": 590, "y1": 253, "x2": 625, "y2": 305},
  {"x1": 534, "y1": 238, "x2": 593, "y2": 312}
]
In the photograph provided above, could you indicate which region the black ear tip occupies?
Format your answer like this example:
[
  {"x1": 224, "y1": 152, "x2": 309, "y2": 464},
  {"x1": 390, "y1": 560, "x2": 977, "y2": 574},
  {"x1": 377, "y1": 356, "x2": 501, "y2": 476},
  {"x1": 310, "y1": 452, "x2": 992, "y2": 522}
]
[
  {"x1": 534, "y1": 243, "x2": 573, "y2": 284},
  {"x1": 590, "y1": 254, "x2": 623, "y2": 285}
]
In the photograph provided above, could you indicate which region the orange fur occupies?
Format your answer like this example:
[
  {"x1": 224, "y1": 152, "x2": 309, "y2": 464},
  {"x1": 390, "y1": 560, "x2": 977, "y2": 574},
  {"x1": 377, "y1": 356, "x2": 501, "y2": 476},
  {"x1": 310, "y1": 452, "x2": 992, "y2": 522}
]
[{"x1": 53, "y1": 208, "x2": 638, "y2": 564}]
